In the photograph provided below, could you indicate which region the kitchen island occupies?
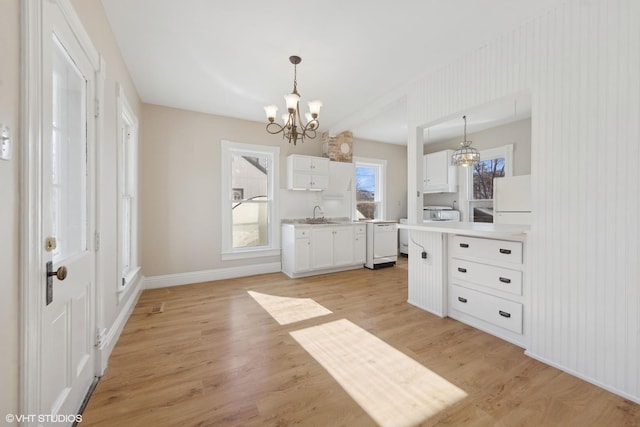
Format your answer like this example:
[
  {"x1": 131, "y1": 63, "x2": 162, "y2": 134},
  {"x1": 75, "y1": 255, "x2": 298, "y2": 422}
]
[{"x1": 397, "y1": 221, "x2": 530, "y2": 347}]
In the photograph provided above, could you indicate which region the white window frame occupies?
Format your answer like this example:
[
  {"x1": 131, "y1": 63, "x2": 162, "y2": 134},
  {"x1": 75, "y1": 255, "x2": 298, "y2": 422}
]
[
  {"x1": 465, "y1": 144, "x2": 513, "y2": 222},
  {"x1": 220, "y1": 140, "x2": 280, "y2": 260},
  {"x1": 117, "y1": 84, "x2": 140, "y2": 295},
  {"x1": 353, "y1": 156, "x2": 387, "y2": 220}
]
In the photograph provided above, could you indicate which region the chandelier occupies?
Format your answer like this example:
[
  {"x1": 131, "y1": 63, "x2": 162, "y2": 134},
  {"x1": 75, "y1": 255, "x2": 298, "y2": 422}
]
[
  {"x1": 264, "y1": 55, "x2": 322, "y2": 145},
  {"x1": 451, "y1": 115, "x2": 480, "y2": 166}
]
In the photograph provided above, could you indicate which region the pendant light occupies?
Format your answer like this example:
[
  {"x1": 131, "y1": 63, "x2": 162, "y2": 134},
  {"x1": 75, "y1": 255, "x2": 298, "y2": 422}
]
[
  {"x1": 264, "y1": 55, "x2": 322, "y2": 145},
  {"x1": 451, "y1": 115, "x2": 480, "y2": 167}
]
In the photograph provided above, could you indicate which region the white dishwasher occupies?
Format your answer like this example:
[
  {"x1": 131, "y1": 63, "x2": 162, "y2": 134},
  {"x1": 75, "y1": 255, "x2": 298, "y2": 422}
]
[{"x1": 365, "y1": 221, "x2": 398, "y2": 269}]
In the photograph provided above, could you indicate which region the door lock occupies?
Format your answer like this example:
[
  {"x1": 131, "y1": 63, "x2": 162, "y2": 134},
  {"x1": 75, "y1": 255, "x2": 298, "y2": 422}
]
[
  {"x1": 45, "y1": 236, "x2": 57, "y2": 252},
  {"x1": 46, "y1": 261, "x2": 68, "y2": 305}
]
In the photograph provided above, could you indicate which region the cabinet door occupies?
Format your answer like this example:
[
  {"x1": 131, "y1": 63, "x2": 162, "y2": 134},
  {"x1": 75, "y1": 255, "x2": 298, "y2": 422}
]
[
  {"x1": 290, "y1": 172, "x2": 312, "y2": 190},
  {"x1": 333, "y1": 226, "x2": 354, "y2": 266},
  {"x1": 310, "y1": 173, "x2": 329, "y2": 190},
  {"x1": 311, "y1": 228, "x2": 333, "y2": 269},
  {"x1": 291, "y1": 155, "x2": 313, "y2": 172},
  {"x1": 354, "y1": 232, "x2": 366, "y2": 264},
  {"x1": 425, "y1": 151, "x2": 448, "y2": 188},
  {"x1": 294, "y1": 237, "x2": 311, "y2": 272}
]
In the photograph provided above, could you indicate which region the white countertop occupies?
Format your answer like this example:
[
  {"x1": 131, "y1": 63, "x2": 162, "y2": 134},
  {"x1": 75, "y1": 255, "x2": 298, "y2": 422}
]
[{"x1": 397, "y1": 221, "x2": 529, "y2": 238}]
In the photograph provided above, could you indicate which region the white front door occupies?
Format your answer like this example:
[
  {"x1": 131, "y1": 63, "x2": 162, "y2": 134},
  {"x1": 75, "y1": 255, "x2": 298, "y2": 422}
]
[{"x1": 37, "y1": 0, "x2": 98, "y2": 421}]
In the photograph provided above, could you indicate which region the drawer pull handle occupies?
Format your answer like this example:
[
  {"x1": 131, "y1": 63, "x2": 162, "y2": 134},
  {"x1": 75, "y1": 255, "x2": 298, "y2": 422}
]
[
  {"x1": 499, "y1": 310, "x2": 511, "y2": 318},
  {"x1": 499, "y1": 248, "x2": 512, "y2": 254},
  {"x1": 459, "y1": 243, "x2": 469, "y2": 248},
  {"x1": 458, "y1": 297, "x2": 468, "y2": 303},
  {"x1": 457, "y1": 267, "x2": 467, "y2": 273},
  {"x1": 499, "y1": 277, "x2": 511, "y2": 284}
]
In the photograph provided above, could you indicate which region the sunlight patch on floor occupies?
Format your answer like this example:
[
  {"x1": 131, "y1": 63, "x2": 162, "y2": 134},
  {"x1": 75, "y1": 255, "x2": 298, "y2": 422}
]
[
  {"x1": 247, "y1": 291, "x2": 332, "y2": 325},
  {"x1": 290, "y1": 319, "x2": 467, "y2": 427}
]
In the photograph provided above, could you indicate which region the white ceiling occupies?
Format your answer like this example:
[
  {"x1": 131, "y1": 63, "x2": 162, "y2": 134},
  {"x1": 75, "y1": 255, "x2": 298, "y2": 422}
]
[{"x1": 100, "y1": 0, "x2": 563, "y2": 145}]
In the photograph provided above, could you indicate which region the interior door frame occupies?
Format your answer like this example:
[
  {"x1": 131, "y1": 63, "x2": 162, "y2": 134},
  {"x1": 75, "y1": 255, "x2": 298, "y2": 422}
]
[{"x1": 20, "y1": 0, "x2": 105, "y2": 418}]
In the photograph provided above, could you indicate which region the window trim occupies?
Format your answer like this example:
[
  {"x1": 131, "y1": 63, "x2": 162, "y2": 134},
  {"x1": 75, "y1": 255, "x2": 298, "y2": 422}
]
[
  {"x1": 220, "y1": 140, "x2": 280, "y2": 260},
  {"x1": 116, "y1": 84, "x2": 140, "y2": 295},
  {"x1": 464, "y1": 144, "x2": 513, "y2": 222},
  {"x1": 353, "y1": 156, "x2": 387, "y2": 220}
]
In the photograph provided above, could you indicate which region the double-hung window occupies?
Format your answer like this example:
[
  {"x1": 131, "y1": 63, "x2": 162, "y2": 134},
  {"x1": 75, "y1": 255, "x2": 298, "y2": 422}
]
[
  {"x1": 467, "y1": 144, "x2": 513, "y2": 222},
  {"x1": 117, "y1": 85, "x2": 140, "y2": 293},
  {"x1": 221, "y1": 141, "x2": 280, "y2": 259},
  {"x1": 354, "y1": 157, "x2": 386, "y2": 220}
]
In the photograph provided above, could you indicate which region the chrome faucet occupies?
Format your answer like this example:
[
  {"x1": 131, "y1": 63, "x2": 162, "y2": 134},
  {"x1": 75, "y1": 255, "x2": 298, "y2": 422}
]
[{"x1": 313, "y1": 205, "x2": 323, "y2": 219}]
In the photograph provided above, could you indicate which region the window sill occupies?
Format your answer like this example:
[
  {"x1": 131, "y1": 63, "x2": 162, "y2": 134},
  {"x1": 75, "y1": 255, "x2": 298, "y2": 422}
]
[{"x1": 221, "y1": 248, "x2": 281, "y2": 261}]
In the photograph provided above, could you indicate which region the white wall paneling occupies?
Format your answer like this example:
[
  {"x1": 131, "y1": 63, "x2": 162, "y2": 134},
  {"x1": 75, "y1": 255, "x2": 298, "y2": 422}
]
[
  {"x1": 407, "y1": 0, "x2": 640, "y2": 402},
  {"x1": 407, "y1": 230, "x2": 447, "y2": 317}
]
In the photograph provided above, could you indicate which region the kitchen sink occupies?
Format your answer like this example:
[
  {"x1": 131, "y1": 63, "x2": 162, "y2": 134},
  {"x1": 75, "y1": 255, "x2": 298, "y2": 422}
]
[{"x1": 303, "y1": 217, "x2": 338, "y2": 224}]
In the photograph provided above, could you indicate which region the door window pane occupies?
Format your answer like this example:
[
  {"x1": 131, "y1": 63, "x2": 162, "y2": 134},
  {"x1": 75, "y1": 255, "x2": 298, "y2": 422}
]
[{"x1": 51, "y1": 38, "x2": 87, "y2": 262}]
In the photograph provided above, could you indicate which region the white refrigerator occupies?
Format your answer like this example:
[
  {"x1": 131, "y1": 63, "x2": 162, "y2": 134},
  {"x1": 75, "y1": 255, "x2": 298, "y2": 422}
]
[{"x1": 493, "y1": 175, "x2": 532, "y2": 225}]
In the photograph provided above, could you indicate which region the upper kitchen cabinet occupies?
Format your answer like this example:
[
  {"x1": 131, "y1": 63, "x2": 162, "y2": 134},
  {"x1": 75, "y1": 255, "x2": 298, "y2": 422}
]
[
  {"x1": 286, "y1": 154, "x2": 329, "y2": 191},
  {"x1": 424, "y1": 149, "x2": 457, "y2": 193}
]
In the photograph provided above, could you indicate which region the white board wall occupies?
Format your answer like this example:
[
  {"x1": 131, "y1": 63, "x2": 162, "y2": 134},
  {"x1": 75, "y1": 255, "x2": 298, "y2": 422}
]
[{"x1": 407, "y1": 0, "x2": 640, "y2": 401}]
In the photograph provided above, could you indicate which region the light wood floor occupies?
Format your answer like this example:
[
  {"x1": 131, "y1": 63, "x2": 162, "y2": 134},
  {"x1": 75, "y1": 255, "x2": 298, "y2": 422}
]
[{"x1": 81, "y1": 259, "x2": 640, "y2": 426}]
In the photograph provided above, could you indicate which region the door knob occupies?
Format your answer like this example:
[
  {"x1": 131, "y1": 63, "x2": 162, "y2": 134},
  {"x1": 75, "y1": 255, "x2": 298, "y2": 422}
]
[{"x1": 47, "y1": 265, "x2": 68, "y2": 281}]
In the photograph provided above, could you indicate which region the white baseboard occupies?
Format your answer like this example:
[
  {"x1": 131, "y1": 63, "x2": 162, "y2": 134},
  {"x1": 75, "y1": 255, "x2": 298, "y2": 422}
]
[
  {"x1": 95, "y1": 275, "x2": 143, "y2": 375},
  {"x1": 524, "y1": 350, "x2": 640, "y2": 405},
  {"x1": 143, "y1": 262, "x2": 282, "y2": 289}
]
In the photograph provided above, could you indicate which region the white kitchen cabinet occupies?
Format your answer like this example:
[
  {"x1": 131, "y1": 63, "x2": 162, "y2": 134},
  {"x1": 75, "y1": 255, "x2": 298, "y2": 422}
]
[
  {"x1": 353, "y1": 224, "x2": 366, "y2": 264},
  {"x1": 332, "y1": 226, "x2": 354, "y2": 266},
  {"x1": 286, "y1": 154, "x2": 329, "y2": 191},
  {"x1": 423, "y1": 150, "x2": 457, "y2": 193},
  {"x1": 447, "y1": 234, "x2": 527, "y2": 347},
  {"x1": 281, "y1": 223, "x2": 365, "y2": 278},
  {"x1": 281, "y1": 226, "x2": 312, "y2": 274},
  {"x1": 312, "y1": 225, "x2": 354, "y2": 268},
  {"x1": 311, "y1": 227, "x2": 333, "y2": 269}
]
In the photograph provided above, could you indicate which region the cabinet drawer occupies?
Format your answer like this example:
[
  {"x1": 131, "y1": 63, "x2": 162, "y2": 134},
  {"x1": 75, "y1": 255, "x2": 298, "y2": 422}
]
[
  {"x1": 354, "y1": 224, "x2": 366, "y2": 234},
  {"x1": 451, "y1": 235, "x2": 522, "y2": 265},
  {"x1": 451, "y1": 258, "x2": 522, "y2": 296},
  {"x1": 449, "y1": 284, "x2": 523, "y2": 334},
  {"x1": 295, "y1": 228, "x2": 311, "y2": 238}
]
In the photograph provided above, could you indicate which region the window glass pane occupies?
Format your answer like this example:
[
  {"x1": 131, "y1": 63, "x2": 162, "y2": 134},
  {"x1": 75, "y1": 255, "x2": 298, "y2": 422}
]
[
  {"x1": 356, "y1": 166, "x2": 377, "y2": 201},
  {"x1": 228, "y1": 149, "x2": 272, "y2": 249},
  {"x1": 232, "y1": 200, "x2": 268, "y2": 248},
  {"x1": 470, "y1": 200, "x2": 494, "y2": 223},
  {"x1": 231, "y1": 154, "x2": 269, "y2": 201},
  {"x1": 472, "y1": 158, "x2": 505, "y2": 200},
  {"x1": 356, "y1": 202, "x2": 377, "y2": 220}
]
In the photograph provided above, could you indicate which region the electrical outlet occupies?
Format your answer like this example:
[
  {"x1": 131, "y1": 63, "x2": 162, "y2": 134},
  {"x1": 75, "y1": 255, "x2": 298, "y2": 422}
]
[{"x1": 0, "y1": 126, "x2": 10, "y2": 160}]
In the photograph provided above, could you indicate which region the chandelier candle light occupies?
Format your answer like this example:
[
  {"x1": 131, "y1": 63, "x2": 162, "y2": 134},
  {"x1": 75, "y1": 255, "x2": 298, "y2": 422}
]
[
  {"x1": 264, "y1": 56, "x2": 322, "y2": 145},
  {"x1": 451, "y1": 115, "x2": 480, "y2": 167}
]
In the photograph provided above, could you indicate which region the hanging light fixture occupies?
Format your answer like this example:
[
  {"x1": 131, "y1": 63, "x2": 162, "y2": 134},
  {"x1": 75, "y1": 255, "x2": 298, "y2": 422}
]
[
  {"x1": 264, "y1": 55, "x2": 322, "y2": 145},
  {"x1": 451, "y1": 115, "x2": 480, "y2": 167}
]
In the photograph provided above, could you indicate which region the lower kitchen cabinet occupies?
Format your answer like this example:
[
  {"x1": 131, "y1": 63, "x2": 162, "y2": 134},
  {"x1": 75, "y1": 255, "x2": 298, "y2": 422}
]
[
  {"x1": 447, "y1": 234, "x2": 527, "y2": 347},
  {"x1": 281, "y1": 227, "x2": 312, "y2": 274},
  {"x1": 353, "y1": 224, "x2": 366, "y2": 264},
  {"x1": 281, "y1": 223, "x2": 365, "y2": 278}
]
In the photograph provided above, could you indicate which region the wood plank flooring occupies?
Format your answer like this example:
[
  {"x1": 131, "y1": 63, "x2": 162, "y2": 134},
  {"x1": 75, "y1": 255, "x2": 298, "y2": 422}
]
[{"x1": 81, "y1": 259, "x2": 640, "y2": 426}]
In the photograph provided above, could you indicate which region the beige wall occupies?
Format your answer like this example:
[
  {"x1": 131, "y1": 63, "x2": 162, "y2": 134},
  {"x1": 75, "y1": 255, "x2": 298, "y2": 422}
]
[
  {"x1": 141, "y1": 104, "x2": 408, "y2": 277},
  {"x1": 0, "y1": 0, "x2": 20, "y2": 418},
  {"x1": 425, "y1": 118, "x2": 531, "y2": 173}
]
